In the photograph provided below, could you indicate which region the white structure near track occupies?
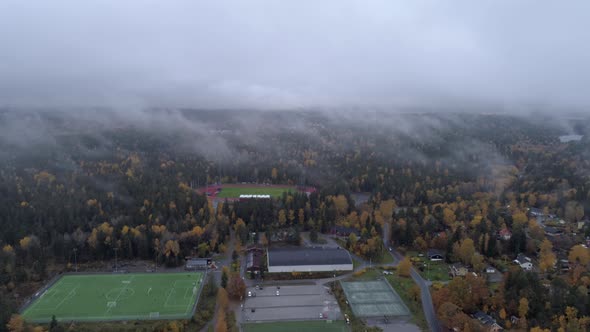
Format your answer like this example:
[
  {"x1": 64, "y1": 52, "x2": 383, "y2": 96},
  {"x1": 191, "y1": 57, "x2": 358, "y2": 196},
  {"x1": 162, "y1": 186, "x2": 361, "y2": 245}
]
[
  {"x1": 267, "y1": 247, "x2": 353, "y2": 273},
  {"x1": 239, "y1": 195, "x2": 271, "y2": 199}
]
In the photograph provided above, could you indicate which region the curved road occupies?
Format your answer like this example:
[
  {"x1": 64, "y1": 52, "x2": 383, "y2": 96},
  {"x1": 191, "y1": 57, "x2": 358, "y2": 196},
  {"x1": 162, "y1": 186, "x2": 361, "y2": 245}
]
[{"x1": 383, "y1": 223, "x2": 442, "y2": 332}]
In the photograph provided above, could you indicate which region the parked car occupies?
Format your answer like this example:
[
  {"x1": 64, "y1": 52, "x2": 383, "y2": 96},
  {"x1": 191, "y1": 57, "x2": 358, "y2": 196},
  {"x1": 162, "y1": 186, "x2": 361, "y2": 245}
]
[{"x1": 276, "y1": 290, "x2": 280, "y2": 296}]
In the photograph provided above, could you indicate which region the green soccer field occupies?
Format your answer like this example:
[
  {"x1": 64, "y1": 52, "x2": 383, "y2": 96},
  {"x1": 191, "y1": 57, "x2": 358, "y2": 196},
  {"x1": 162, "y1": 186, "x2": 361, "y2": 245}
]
[
  {"x1": 243, "y1": 320, "x2": 348, "y2": 332},
  {"x1": 22, "y1": 272, "x2": 203, "y2": 323},
  {"x1": 216, "y1": 186, "x2": 294, "y2": 198}
]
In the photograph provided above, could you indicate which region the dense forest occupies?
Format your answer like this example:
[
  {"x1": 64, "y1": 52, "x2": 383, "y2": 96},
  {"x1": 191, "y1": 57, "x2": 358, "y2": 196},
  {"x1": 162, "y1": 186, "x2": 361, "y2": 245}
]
[{"x1": 1, "y1": 109, "x2": 589, "y2": 331}]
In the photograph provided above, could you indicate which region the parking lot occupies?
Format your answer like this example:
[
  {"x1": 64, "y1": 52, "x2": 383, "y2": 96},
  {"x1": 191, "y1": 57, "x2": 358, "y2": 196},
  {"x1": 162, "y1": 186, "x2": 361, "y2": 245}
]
[{"x1": 243, "y1": 284, "x2": 342, "y2": 322}]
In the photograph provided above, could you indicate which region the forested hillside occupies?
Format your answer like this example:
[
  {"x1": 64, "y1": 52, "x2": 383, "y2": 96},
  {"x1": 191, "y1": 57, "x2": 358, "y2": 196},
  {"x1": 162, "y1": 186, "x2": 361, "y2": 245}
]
[{"x1": 1, "y1": 109, "x2": 589, "y2": 331}]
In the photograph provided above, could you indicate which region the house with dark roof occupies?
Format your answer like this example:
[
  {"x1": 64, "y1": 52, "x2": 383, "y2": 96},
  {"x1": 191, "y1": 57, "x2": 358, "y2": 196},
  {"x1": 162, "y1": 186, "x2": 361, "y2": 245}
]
[
  {"x1": 513, "y1": 253, "x2": 532, "y2": 270},
  {"x1": 246, "y1": 250, "x2": 263, "y2": 274},
  {"x1": 267, "y1": 247, "x2": 353, "y2": 273},
  {"x1": 473, "y1": 311, "x2": 503, "y2": 331},
  {"x1": 544, "y1": 226, "x2": 562, "y2": 237},
  {"x1": 529, "y1": 207, "x2": 545, "y2": 217},
  {"x1": 427, "y1": 249, "x2": 444, "y2": 261}
]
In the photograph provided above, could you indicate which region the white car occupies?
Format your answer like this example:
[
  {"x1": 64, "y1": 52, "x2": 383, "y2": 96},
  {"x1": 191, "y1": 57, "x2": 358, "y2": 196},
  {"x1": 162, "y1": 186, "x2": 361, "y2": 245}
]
[
  {"x1": 248, "y1": 291, "x2": 252, "y2": 297},
  {"x1": 319, "y1": 313, "x2": 323, "y2": 319},
  {"x1": 276, "y1": 290, "x2": 280, "y2": 296}
]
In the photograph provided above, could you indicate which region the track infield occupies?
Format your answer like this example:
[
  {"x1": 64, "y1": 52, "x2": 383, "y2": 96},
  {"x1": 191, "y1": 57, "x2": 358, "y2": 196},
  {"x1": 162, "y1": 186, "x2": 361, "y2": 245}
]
[
  {"x1": 216, "y1": 186, "x2": 294, "y2": 198},
  {"x1": 22, "y1": 272, "x2": 203, "y2": 323},
  {"x1": 243, "y1": 320, "x2": 348, "y2": 332}
]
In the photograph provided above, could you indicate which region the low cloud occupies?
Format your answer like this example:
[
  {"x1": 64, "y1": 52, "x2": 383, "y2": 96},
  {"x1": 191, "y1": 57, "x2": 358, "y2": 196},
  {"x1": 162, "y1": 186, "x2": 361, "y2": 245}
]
[{"x1": 0, "y1": 1, "x2": 588, "y2": 110}]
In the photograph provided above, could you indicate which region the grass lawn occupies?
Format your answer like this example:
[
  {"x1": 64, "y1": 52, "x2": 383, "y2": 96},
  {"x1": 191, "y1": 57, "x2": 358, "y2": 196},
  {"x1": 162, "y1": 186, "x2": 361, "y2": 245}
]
[
  {"x1": 351, "y1": 268, "x2": 383, "y2": 281},
  {"x1": 385, "y1": 274, "x2": 429, "y2": 331},
  {"x1": 217, "y1": 186, "x2": 294, "y2": 198},
  {"x1": 380, "y1": 251, "x2": 395, "y2": 264},
  {"x1": 420, "y1": 261, "x2": 450, "y2": 282},
  {"x1": 243, "y1": 320, "x2": 348, "y2": 332},
  {"x1": 22, "y1": 272, "x2": 203, "y2": 323}
]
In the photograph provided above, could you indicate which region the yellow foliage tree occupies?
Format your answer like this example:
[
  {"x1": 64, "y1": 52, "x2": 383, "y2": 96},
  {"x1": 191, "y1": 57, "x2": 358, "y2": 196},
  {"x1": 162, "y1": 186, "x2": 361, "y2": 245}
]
[
  {"x1": 539, "y1": 239, "x2": 556, "y2": 273},
  {"x1": 518, "y1": 297, "x2": 529, "y2": 318},
  {"x1": 2, "y1": 244, "x2": 14, "y2": 254},
  {"x1": 569, "y1": 244, "x2": 590, "y2": 267},
  {"x1": 397, "y1": 257, "x2": 412, "y2": 277},
  {"x1": 164, "y1": 240, "x2": 180, "y2": 257},
  {"x1": 453, "y1": 238, "x2": 475, "y2": 265},
  {"x1": 6, "y1": 314, "x2": 24, "y2": 332}
]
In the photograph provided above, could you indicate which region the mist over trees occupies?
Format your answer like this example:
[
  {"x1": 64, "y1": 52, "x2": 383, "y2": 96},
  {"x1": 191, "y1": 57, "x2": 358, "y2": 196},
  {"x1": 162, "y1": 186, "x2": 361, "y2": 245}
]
[{"x1": 0, "y1": 109, "x2": 589, "y2": 330}]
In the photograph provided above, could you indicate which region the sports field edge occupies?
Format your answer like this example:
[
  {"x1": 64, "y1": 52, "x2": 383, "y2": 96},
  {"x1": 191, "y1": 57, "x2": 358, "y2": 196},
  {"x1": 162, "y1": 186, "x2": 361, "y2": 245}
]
[{"x1": 20, "y1": 272, "x2": 205, "y2": 323}]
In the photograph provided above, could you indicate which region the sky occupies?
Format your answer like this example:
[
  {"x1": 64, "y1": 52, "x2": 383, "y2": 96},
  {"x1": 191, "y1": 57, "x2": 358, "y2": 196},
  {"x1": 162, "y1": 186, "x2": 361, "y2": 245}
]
[{"x1": 0, "y1": 1, "x2": 589, "y2": 111}]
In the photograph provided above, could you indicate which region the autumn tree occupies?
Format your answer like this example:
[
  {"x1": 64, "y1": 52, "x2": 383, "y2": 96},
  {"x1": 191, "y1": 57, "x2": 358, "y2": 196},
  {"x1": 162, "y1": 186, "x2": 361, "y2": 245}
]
[
  {"x1": 569, "y1": 244, "x2": 590, "y2": 268},
  {"x1": 453, "y1": 238, "x2": 475, "y2": 265},
  {"x1": 6, "y1": 314, "x2": 24, "y2": 332},
  {"x1": 470, "y1": 253, "x2": 485, "y2": 272},
  {"x1": 539, "y1": 239, "x2": 556, "y2": 273},
  {"x1": 397, "y1": 257, "x2": 412, "y2": 277},
  {"x1": 518, "y1": 297, "x2": 529, "y2": 328},
  {"x1": 164, "y1": 240, "x2": 180, "y2": 266},
  {"x1": 447, "y1": 274, "x2": 488, "y2": 313},
  {"x1": 226, "y1": 274, "x2": 246, "y2": 300},
  {"x1": 215, "y1": 308, "x2": 228, "y2": 332},
  {"x1": 217, "y1": 288, "x2": 229, "y2": 311},
  {"x1": 278, "y1": 209, "x2": 287, "y2": 227}
]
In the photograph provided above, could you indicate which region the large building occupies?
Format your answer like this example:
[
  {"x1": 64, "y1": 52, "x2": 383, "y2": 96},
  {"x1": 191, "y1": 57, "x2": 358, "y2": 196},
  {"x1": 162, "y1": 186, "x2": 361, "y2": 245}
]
[{"x1": 267, "y1": 247, "x2": 353, "y2": 273}]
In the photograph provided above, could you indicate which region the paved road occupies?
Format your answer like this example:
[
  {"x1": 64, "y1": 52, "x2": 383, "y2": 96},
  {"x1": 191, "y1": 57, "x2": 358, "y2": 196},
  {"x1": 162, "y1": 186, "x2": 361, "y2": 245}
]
[{"x1": 383, "y1": 222, "x2": 442, "y2": 332}]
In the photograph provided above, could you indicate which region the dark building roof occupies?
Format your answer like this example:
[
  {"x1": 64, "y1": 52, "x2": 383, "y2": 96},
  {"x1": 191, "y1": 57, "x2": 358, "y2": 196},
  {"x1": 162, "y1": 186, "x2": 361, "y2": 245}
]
[
  {"x1": 330, "y1": 226, "x2": 360, "y2": 236},
  {"x1": 247, "y1": 251, "x2": 263, "y2": 270},
  {"x1": 268, "y1": 247, "x2": 352, "y2": 266},
  {"x1": 186, "y1": 258, "x2": 209, "y2": 267},
  {"x1": 427, "y1": 249, "x2": 444, "y2": 258}
]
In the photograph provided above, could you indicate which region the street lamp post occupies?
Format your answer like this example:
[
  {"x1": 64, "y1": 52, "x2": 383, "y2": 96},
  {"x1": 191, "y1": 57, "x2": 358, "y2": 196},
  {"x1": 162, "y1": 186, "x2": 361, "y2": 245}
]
[
  {"x1": 73, "y1": 248, "x2": 78, "y2": 272},
  {"x1": 333, "y1": 271, "x2": 336, "y2": 291},
  {"x1": 114, "y1": 247, "x2": 119, "y2": 272}
]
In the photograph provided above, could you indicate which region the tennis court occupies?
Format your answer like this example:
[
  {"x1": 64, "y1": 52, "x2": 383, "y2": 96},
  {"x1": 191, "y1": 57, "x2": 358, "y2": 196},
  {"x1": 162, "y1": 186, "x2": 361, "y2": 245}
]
[
  {"x1": 22, "y1": 272, "x2": 203, "y2": 322},
  {"x1": 243, "y1": 320, "x2": 348, "y2": 332},
  {"x1": 341, "y1": 280, "x2": 409, "y2": 317}
]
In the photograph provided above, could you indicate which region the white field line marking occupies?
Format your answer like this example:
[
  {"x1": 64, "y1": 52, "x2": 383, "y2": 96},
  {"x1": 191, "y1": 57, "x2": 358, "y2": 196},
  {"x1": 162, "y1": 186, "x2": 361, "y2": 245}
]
[
  {"x1": 53, "y1": 284, "x2": 80, "y2": 311},
  {"x1": 105, "y1": 276, "x2": 135, "y2": 314}
]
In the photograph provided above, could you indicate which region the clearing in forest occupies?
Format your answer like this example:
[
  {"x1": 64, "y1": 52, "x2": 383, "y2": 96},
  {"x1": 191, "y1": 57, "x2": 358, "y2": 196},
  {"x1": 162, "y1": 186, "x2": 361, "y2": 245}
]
[{"x1": 21, "y1": 272, "x2": 203, "y2": 322}]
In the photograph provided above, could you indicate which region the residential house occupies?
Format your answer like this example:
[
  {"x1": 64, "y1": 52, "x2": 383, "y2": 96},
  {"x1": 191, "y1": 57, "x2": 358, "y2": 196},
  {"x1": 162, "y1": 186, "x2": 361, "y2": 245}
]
[
  {"x1": 498, "y1": 228, "x2": 512, "y2": 241},
  {"x1": 529, "y1": 207, "x2": 545, "y2": 217},
  {"x1": 544, "y1": 226, "x2": 562, "y2": 237},
  {"x1": 473, "y1": 311, "x2": 503, "y2": 332},
  {"x1": 578, "y1": 218, "x2": 590, "y2": 231},
  {"x1": 427, "y1": 249, "x2": 445, "y2": 261},
  {"x1": 559, "y1": 259, "x2": 570, "y2": 272},
  {"x1": 450, "y1": 263, "x2": 468, "y2": 277},
  {"x1": 513, "y1": 253, "x2": 533, "y2": 271}
]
